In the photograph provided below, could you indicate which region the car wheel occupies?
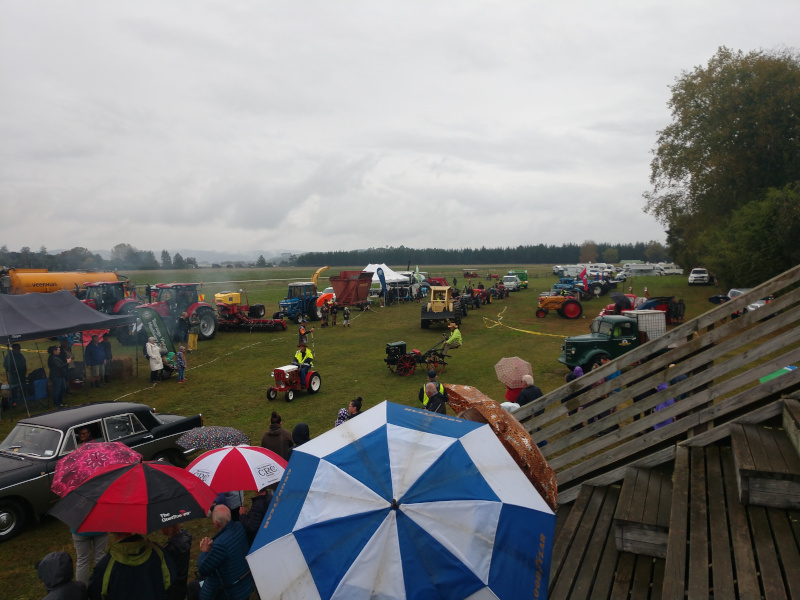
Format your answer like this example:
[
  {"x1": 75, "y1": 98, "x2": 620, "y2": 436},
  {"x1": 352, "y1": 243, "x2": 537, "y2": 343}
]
[
  {"x1": 196, "y1": 308, "x2": 218, "y2": 340},
  {"x1": 267, "y1": 387, "x2": 278, "y2": 401},
  {"x1": 307, "y1": 373, "x2": 322, "y2": 394},
  {"x1": 0, "y1": 499, "x2": 27, "y2": 542}
]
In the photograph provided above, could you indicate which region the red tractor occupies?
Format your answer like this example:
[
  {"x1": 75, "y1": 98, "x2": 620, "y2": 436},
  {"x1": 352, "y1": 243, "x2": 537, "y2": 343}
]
[
  {"x1": 81, "y1": 280, "x2": 142, "y2": 344},
  {"x1": 266, "y1": 364, "x2": 322, "y2": 402},
  {"x1": 142, "y1": 283, "x2": 219, "y2": 340}
]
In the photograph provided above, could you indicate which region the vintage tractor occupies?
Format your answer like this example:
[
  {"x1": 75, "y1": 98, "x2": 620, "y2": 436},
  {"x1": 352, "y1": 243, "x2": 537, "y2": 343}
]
[
  {"x1": 143, "y1": 283, "x2": 219, "y2": 340},
  {"x1": 81, "y1": 280, "x2": 142, "y2": 344},
  {"x1": 215, "y1": 291, "x2": 287, "y2": 332},
  {"x1": 421, "y1": 286, "x2": 462, "y2": 328},
  {"x1": 274, "y1": 282, "x2": 322, "y2": 323},
  {"x1": 462, "y1": 268, "x2": 479, "y2": 279},
  {"x1": 266, "y1": 364, "x2": 322, "y2": 402},
  {"x1": 536, "y1": 294, "x2": 583, "y2": 319},
  {"x1": 384, "y1": 341, "x2": 450, "y2": 375}
]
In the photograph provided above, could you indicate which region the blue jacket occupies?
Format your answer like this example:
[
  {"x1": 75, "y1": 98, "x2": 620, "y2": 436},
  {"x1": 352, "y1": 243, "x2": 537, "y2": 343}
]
[
  {"x1": 84, "y1": 343, "x2": 106, "y2": 367},
  {"x1": 197, "y1": 521, "x2": 254, "y2": 600}
]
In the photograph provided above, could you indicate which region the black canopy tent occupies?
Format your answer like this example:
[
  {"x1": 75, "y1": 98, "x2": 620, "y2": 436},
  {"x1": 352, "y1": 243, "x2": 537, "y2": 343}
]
[{"x1": 0, "y1": 291, "x2": 135, "y2": 417}]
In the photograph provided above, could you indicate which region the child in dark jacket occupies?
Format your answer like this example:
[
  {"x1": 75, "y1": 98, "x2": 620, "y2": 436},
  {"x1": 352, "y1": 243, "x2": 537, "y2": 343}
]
[{"x1": 176, "y1": 346, "x2": 187, "y2": 383}]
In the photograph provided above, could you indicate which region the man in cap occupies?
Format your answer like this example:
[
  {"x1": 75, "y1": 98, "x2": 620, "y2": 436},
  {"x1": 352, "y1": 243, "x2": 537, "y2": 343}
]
[
  {"x1": 292, "y1": 342, "x2": 314, "y2": 383},
  {"x1": 419, "y1": 369, "x2": 447, "y2": 409},
  {"x1": 298, "y1": 319, "x2": 313, "y2": 346},
  {"x1": 442, "y1": 322, "x2": 462, "y2": 354}
]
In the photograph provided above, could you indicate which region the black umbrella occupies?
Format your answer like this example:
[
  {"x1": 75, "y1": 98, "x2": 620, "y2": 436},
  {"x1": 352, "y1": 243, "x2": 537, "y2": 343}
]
[
  {"x1": 609, "y1": 292, "x2": 632, "y2": 310},
  {"x1": 708, "y1": 294, "x2": 730, "y2": 305}
]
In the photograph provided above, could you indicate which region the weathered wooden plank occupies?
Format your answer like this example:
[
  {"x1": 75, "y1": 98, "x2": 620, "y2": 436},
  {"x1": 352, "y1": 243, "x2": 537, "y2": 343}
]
[
  {"x1": 748, "y1": 506, "x2": 787, "y2": 600},
  {"x1": 748, "y1": 478, "x2": 800, "y2": 509},
  {"x1": 557, "y1": 446, "x2": 676, "y2": 505},
  {"x1": 783, "y1": 398, "x2": 800, "y2": 459},
  {"x1": 550, "y1": 485, "x2": 594, "y2": 583},
  {"x1": 556, "y1": 360, "x2": 800, "y2": 488},
  {"x1": 767, "y1": 508, "x2": 800, "y2": 600},
  {"x1": 614, "y1": 467, "x2": 638, "y2": 523},
  {"x1": 775, "y1": 423, "x2": 800, "y2": 474},
  {"x1": 680, "y1": 400, "x2": 783, "y2": 447},
  {"x1": 651, "y1": 557, "x2": 665, "y2": 600},
  {"x1": 657, "y1": 468, "x2": 673, "y2": 530},
  {"x1": 571, "y1": 486, "x2": 620, "y2": 600},
  {"x1": 688, "y1": 448, "x2": 709, "y2": 600},
  {"x1": 750, "y1": 425, "x2": 783, "y2": 473},
  {"x1": 730, "y1": 424, "x2": 756, "y2": 472},
  {"x1": 549, "y1": 486, "x2": 608, "y2": 600},
  {"x1": 642, "y1": 468, "x2": 663, "y2": 528},
  {"x1": 705, "y1": 447, "x2": 735, "y2": 600},
  {"x1": 720, "y1": 447, "x2": 760, "y2": 600},
  {"x1": 590, "y1": 518, "x2": 621, "y2": 600},
  {"x1": 609, "y1": 552, "x2": 636, "y2": 600},
  {"x1": 553, "y1": 503, "x2": 572, "y2": 542},
  {"x1": 662, "y1": 446, "x2": 690, "y2": 600},
  {"x1": 630, "y1": 554, "x2": 654, "y2": 600}
]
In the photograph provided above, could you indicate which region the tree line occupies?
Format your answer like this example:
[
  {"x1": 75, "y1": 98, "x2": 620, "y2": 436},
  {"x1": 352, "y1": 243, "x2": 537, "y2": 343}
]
[{"x1": 0, "y1": 244, "x2": 199, "y2": 272}]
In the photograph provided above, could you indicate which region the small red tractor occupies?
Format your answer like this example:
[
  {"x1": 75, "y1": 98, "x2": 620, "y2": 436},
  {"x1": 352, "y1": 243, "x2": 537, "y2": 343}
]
[
  {"x1": 536, "y1": 294, "x2": 583, "y2": 319},
  {"x1": 462, "y1": 268, "x2": 479, "y2": 279},
  {"x1": 266, "y1": 364, "x2": 322, "y2": 402},
  {"x1": 215, "y1": 291, "x2": 287, "y2": 332}
]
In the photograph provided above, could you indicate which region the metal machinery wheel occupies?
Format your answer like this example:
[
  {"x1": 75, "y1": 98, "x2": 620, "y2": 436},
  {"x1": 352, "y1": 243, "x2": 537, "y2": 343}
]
[
  {"x1": 590, "y1": 283, "x2": 603, "y2": 298},
  {"x1": 536, "y1": 308, "x2": 548, "y2": 318},
  {"x1": 267, "y1": 387, "x2": 278, "y2": 401},
  {"x1": 272, "y1": 311, "x2": 283, "y2": 320},
  {"x1": 426, "y1": 354, "x2": 446, "y2": 375},
  {"x1": 249, "y1": 304, "x2": 266, "y2": 318},
  {"x1": 561, "y1": 300, "x2": 583, "y2": 319},
  {"x1": 196, "y1": 307, "x2": 218, "y2": 340},
  {"x1": 396, "y1": 355, "x2": 417, "y2": 376},
  {"x1": 307, "y1": 373, "x2": 322, "y2": 394},
  {"x1": 285, "y1": 389, "x2": 295, "y2": 402},
  {"x1": 453, "y1": 302, "x2": 462, "y2": 326}
]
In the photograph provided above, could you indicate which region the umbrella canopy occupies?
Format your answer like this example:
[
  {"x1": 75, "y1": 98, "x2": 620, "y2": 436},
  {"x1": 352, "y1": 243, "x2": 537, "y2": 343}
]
[
  {"x1": 51, "y1": 442, "x2": 143, "y2": 498},
  {"x1": 609, "y1": 292, "x2": 633, "y2": 310},
  {"x1": 176, "y1": 426, "x2": 250, "y2": 451},
  {"x1": 49, "y1": 461, "x2": 217, "y2": 534},
  {"x1": 446, "y1": 383, "x2": 558, "y2": 512},
  {"x1": 247, "y1": 401, "x2": 555, "y2": 600},
  {"x1": 186, "y1": 446, "x2": 288, "y2": 493},
  {"x1": 494, "y1": 356, "x2": 532, "y2": 389},
  {"x1": 316, "y1": 293, "x2": 334, "y2": 307}
]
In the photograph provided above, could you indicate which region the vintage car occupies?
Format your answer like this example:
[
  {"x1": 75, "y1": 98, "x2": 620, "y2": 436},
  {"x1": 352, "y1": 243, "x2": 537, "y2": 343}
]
[{"x1": 0, "y1": 402, "x2": 202, "y2": 542}]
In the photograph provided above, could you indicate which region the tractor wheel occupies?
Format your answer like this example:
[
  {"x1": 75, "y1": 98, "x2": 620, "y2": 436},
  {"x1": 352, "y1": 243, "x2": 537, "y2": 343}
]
[
  {"x1": 397, "y1": 355, "x2": 417, "y2": 376},
  {"x1": 453, "y1": 302, "x2": 462, "y2": 326},
  {"x1": 285, "y1": 390, "x2": 295, "y2": 402},
  {"x1": 586, "y1": 353, "x2": 610, "y2": 372},
  {"x1": 307, "y1": 373, "x2": 322, "y2": 394},
  {"x1": 272, "y1": 312, "x2": 283, "y2": 320},
  {"x1": 309, "y1": 305, "x2": 322, "y2": 321},
  {"x1": 562, "y1": 300, "x2": 583, "y2": 319},
  {"x1": 536, "y1": 308, "x2": 548, "y2": 318},
  {"x1": 249, "y1": 304, "x2": 266, "y2": 318},
  {"x1": 426, "y1": 355, "x2": 446, "y2": 375},
  {"x1": 590, "y1": 283, "x2": 603, "y2": 298},
  {"x1": 196, "y1": 307, "x2": 218, "y2": 340},
  {"x1": 266, "y1": 387, "x2": 277, "y2": 401}
]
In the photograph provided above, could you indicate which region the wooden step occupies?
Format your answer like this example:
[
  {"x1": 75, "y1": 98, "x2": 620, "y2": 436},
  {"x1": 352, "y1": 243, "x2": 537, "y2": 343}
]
[
  {"x1": 613, "y1": 467, "x2": 672, "y2": 558},
  {"x1": 782, "y1": 397, "x2": 800, "y2": 456},
  {"x1": 730, "y1": 423, "x2": 800, "y2": 509}
]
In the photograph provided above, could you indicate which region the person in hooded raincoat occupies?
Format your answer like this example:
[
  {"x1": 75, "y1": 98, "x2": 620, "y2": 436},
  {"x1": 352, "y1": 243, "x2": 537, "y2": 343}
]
[{"x1": 37, "y1": 551, "x2": 87, "y2": 600}]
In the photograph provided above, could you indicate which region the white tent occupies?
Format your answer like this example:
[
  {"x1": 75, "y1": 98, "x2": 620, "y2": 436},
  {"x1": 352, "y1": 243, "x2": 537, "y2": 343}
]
[{"x1": 363, "y1": 264, "x2": 408, "y2": 284}]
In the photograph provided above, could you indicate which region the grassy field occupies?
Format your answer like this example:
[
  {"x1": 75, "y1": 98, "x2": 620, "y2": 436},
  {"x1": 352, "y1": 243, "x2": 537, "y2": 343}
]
[{"x1": 0, "y1": 265, "x2": 717, "y2": 599}]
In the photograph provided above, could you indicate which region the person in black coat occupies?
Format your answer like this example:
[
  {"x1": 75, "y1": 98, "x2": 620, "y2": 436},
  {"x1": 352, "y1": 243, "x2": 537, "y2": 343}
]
[
  {"x1": 47, "y1": 346, "x2": 71, "y2": 408},
  {"x1": 517, "y1": 374, "x2": 544, "y2": 415},
  {"x1": 37, "y1": 551, "x2": 87, "y2": 600},
  {"x1": 239, "y1": 487, "x2": 273, "y2": 544},
  {"x1": 424, "y1": 382, "x2": 447, "y2": 414},
  {"x1": 160, "y1": 524, "x2": 192, "y2": 600}
]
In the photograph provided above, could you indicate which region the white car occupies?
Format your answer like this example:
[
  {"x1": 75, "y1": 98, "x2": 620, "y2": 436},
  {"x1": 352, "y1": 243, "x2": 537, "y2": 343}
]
[
  {"x1": 502, "y1": 275, "x2": 521, "y2": 291},
  {"x1": 688, "y1": 268, "x2": 711, "y2": 285}
]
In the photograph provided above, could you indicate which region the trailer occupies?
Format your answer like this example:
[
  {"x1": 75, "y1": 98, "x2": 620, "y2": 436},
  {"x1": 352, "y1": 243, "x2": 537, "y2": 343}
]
[
  {"x1": 327, "y1": 271, "x2": 372, "y2": 309},
  {"x1": 215, "y1": 291, "x2": 287, "y2": 332}
]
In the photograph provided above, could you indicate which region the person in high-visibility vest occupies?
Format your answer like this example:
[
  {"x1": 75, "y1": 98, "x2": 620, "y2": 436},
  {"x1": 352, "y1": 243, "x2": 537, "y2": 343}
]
[
  {"x1": 292, "y1": 343, "x2": 314, "y2": 384},
  {"x1": 418, "y1": 369, "x2": 447, "y2": 408}
]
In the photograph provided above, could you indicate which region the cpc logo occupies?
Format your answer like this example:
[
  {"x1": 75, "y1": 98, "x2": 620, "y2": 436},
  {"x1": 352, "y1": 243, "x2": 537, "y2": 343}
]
[{"x1": 193, "y1": 469, "x2": 211, "y2": 482}]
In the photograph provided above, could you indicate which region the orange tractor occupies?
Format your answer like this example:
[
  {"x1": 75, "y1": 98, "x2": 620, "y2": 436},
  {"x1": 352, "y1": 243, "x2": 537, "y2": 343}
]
[{"x1": 536, "y1": 294, "x2": 583, "y2": 319}]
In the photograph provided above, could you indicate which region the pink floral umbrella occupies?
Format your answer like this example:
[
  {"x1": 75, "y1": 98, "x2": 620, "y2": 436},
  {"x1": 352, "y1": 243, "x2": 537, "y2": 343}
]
[
  {"x1": 51, "y1": 442, "x2": 143, "y2": 498},
  {"x1": 494, "y1": 357, "x2": 533, "y2": 389}
]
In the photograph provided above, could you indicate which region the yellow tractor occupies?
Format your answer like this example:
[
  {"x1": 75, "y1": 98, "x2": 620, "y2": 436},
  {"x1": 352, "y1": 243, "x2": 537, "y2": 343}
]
[
  {"x1": 536, "y1": 293, "x2": 583, "y2": 319},
  {"x1": 421, "y1": 286, "x2": 463, "y2": 328}
]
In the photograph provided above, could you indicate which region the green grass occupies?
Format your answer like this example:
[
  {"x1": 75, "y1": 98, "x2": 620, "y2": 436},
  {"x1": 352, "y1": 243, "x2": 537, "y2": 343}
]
[{"x1": 0, "y1": 266, "x2": 716, "y2": 598}]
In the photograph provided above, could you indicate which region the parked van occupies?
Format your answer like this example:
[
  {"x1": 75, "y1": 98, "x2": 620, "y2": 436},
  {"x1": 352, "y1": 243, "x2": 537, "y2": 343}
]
[
  {"x1": 502, "y1": 275, "x2": 522, "y2": 291},
  {"x1": 621, "y1": 264, "x2": 665, "y2": 277},
  {"x1": 659, "y1": 263, "x2": 684, "y2": 275}
]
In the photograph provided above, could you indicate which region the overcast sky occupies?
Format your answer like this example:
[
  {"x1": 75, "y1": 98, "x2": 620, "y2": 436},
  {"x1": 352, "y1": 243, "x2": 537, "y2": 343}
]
[{"x1": 1, "y1": 1, "x2": 798, "y2": 257}]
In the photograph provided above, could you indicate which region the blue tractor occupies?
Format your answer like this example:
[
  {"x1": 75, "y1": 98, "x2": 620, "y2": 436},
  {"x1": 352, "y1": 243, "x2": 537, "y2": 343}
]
[{"x1": 273, "y1": 282, "x2": 322, "y2": 324}]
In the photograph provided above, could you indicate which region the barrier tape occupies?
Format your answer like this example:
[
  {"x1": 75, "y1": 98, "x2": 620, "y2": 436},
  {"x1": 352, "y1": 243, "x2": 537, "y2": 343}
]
[{"x1": 481, "y1": 306, "x2": 566, "y2": 339}]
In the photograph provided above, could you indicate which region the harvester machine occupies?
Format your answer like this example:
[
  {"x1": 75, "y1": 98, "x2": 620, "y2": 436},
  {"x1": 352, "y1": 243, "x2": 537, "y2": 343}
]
[{"x1": 328, "y1": 270, "x2": 373, "y2": 309}]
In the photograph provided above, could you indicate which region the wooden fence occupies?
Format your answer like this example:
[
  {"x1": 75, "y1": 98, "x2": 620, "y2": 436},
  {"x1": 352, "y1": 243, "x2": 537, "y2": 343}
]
[{"x1": 515, "y1": 265, "x2": 800, "y2": 503}]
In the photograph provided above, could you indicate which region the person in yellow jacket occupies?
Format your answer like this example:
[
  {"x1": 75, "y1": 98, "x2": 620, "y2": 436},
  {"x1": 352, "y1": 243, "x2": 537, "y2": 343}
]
[
  {"x1": 442, "y1": 322, "x2": 462, "y2": 354},
  {"x1": 292, "y1": 343, "x2": 314, "y2": 384},
  {"x1": 419, "y1": 369, "x2": 447, "y2": 408}
]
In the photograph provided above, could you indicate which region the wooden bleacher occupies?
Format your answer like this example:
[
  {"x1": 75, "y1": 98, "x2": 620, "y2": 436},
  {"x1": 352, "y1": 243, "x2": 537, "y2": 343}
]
[{"x1": 515, "y1": 265, "x2": 800, "y2": 599}]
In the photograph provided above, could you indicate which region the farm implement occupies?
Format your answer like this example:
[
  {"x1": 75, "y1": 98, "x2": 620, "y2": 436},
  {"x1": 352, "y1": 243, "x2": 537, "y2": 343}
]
[
  {"x1": 384, "y1": 340, "x2": 450, "y2": 376},
  {"x1": 215, "y1": 291, "x2": 287, "y2": 332}
]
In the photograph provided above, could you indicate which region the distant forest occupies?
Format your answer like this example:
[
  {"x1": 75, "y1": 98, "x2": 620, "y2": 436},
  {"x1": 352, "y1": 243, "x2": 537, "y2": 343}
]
[
  {"x1": 0, "y1": 240, "x2": 670, "y2": 271},
  {"x1": 297, "y1": 241, "x2": 669, "y2": 268}
]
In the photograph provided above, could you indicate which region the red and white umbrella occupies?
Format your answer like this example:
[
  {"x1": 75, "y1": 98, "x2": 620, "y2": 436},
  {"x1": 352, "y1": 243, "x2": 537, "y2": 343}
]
[{"x1": 186, "y1": 446, "x2": 288, "y2": 492}]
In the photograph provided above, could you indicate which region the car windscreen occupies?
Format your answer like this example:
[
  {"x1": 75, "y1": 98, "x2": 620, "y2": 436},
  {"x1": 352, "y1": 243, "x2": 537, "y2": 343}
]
[{"x1": 0, "y1": 424, "x2": 62, "y2": 458}]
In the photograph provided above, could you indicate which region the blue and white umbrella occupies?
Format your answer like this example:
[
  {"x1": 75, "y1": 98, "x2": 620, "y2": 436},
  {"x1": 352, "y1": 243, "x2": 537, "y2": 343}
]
[{"x1": 247, "y1": 401, "x2": 555, "y2": 600}]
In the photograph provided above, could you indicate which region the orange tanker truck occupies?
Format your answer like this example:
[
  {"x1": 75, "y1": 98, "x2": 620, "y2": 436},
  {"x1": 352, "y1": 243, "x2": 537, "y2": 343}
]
[{"x1": 0, "y1": 267, "x2": 124, "y2": 296}]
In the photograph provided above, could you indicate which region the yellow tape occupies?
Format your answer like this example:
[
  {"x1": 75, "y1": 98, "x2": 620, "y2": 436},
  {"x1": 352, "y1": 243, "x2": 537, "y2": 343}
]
[{"x1": 481, "y1": 307, "x2": 566, "y2": 338}]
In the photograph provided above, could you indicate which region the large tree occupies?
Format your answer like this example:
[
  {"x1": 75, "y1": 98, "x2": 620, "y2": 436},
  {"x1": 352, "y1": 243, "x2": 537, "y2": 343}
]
[{"x1": 644, "y1": 46, "x2": 800, "y2": 274}]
